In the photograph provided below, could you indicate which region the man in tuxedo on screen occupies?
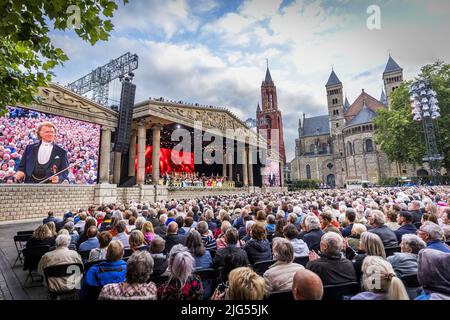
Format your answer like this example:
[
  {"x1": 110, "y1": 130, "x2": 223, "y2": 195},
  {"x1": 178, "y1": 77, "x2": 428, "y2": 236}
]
[{"x1": 15, "y1": 122, "x2": 69, "y2": 184}]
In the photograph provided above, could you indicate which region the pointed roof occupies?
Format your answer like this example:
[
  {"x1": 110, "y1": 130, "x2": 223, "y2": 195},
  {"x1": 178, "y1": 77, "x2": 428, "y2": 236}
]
[
  {"x1": 343, "y1": 96, "x2": 350, "y2": 112},
  {"x1": 326, "y1": 69, "x2": 341, "y2": 87},
  {"x1": 380, "y1": 89, "x2": 387, "y2": 105},
  {"x1": 264, "y1": 66, "x2": 274, "y2": 85},
  {"x1": 301, "y1": 115, "x2": 330, "y2": 137},
  {"x1": 345, "y1": 103, "x2": 376, "y2": 128},
  {"x1": 383, "y1": 55, "x2": 402, "y2": 74},
  {"x1": 345, "y1": 90, "x2": 387, "y2": 123},
  {"x1": 257, "y1": 103, "x2": 261, "y2": 113}
]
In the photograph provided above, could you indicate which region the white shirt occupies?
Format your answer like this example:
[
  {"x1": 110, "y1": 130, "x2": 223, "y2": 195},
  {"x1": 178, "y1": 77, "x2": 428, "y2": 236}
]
[{"x1": 38, "y1": 142, "x2": 53, "y2": 164}]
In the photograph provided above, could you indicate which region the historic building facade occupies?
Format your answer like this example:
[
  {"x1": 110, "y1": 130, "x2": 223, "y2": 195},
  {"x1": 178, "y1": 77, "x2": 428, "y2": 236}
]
[{"x1": 290, "y1": 55, "x2": 418, "y2": 187}]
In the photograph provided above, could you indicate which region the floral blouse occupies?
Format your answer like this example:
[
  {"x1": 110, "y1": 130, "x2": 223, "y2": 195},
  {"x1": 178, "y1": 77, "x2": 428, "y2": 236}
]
[{"x1": 157, "y1": 274, "x2": 203, "y2": 300}]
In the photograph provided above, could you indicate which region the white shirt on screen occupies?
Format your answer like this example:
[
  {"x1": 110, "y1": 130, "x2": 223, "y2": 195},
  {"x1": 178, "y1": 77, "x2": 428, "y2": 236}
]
[{"x1": 38, "y1": 142, "x2": 53, "y2": 164}]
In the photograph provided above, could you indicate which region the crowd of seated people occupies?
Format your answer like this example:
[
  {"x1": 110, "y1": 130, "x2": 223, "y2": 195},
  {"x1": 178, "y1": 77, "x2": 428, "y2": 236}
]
[
  {"x1": 158, "y1": 171, "x2": 228, "y2": 188},
  {"x1": 18, "y1": 186, "x2": 450, "y2": 300}
]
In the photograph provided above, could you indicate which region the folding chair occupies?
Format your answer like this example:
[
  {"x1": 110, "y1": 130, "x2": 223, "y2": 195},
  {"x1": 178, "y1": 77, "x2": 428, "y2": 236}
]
[
  {"x1": 252, "y1": 259, "x2": 276, "y2": 276},
  {"x1": 78, "y1": 250, "x2": 91, "y2": 263},
  {"x1": 293, "y1": 256, "x2": 309, "y2": 267},
  {"x1": 322, "y1": 282, "x2": 361, "y2": 301},
  {"x1": 194, "y1": 268, "x2": 219, "y2": 300},
  {"x1": 13, "y1": 234, "x2": 33, "y2": 266},
  {"x1": 22, "y1": 245, "x2": 50, "y2": 283},
  {"x1": 384, "y1": 246, "x2": 401, "y2": 257},
  {"x1": 401, "y1": 274, "x2": 421, "y2": 300},
  {"x1": 264, "y1": 289, "x2": 294, "y2": 301},
  {"x1": 43, "y1": 263, "x2": 84, "y2": 300}
]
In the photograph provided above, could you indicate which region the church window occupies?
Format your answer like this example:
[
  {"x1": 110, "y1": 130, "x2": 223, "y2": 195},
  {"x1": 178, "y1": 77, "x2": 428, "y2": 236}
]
[
  {"x1": 365, "y1": 139, "x2": 374, "y2": 153},
  {"x1": 306, "y1": 165, "x2": 311, "y2": 179}
]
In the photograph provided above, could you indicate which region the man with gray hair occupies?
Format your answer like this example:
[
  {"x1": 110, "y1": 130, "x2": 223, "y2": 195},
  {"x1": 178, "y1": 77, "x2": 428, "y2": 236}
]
[
  {"x1": 306, "y1": 232, "x2": 356, "y2": 285},
  {"x1": 418, "y1": 221, "x2": 450, "y2": 253},
  {"x1": 300, "y1": 214, "x2": 324, "y2": 252},
  {"x1": 387, "y1": 234, "x2": 426, "y2": 279},
  {"x1": 408, "y1": 200, "x2": 423, "y2": 225},
  {"x1": 367, "y1": 210, "x2": 398, "y2": 247},
  {"x1": 38, "y1": 234, "x2": 83, "y2": 292},
  {"x1": 113, "y1": 220, "x2": 130, "y2": 248}
]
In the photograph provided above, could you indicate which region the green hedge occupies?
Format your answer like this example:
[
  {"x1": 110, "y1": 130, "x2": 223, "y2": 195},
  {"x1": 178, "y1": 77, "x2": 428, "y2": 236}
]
[{"x1": 289, "y1": 179, "x2": 321, "y2": 190}]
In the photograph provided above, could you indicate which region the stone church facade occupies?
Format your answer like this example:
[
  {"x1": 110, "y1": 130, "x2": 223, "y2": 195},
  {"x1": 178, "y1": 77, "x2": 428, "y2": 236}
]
[{"x1": 290, "y1": 55, "x2": 419, "y2": 187}]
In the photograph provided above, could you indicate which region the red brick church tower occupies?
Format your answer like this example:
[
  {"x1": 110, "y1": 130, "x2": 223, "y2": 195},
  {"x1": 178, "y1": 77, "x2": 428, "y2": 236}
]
[{"x1": 256, "y1": 62, "x2": 286, "y2": 163}]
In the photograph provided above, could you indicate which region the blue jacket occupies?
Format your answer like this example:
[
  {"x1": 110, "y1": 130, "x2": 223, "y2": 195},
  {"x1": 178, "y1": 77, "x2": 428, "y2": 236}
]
[
  {"x1": 194, "y1": 250, "x2": 212, "y2": 269},
  {"x1": 427, "y1": 240, "x2": 450, "y2": 253},
  {"x1": 341, "y1": 223, "x2": 354, "y2": 238},
  {"x1": 395, "y1": 224, "x2": 417, "y2": 243},
  {"x1": 84, "y1": 260, "x2": 127, "y2": 287},
  {"x1": 17, "y1": 142, "x2": 69, "y2": 183},
  {"x1": 79, "y1": 237, "x2": 100, "y2": 252}
]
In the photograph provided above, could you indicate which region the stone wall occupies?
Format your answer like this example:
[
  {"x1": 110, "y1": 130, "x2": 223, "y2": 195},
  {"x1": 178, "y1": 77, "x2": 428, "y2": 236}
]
[{"x1": 0, "y1": 185, "x2": 95, "y2": 222}]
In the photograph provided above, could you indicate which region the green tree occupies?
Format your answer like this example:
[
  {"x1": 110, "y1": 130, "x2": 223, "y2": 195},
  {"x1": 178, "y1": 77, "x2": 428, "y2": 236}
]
[
  {"x1": 0, "y1": 0, "x2": 128, "y2": 115},
  {"x1": 374, "y1": 61, "x2": 450, "y2": 173}
]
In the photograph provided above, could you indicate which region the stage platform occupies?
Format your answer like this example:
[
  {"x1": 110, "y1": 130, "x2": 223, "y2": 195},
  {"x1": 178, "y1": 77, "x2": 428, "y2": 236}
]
[{"x1": 0, "y1": 184, "x2": 287, "y2": 222}]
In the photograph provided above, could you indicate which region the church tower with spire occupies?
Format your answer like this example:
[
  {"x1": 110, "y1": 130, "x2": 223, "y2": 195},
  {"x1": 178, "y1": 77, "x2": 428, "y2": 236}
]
[
  {"x1": 383, "y1": 54, "x2": 403, "y2": 107},
  {"x1": 256, "y1": 61, "x2": 286, "y2": 163}
]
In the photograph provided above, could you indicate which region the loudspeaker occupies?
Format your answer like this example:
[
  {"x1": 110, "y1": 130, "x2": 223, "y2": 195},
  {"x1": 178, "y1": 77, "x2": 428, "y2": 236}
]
[{"x1": 114, "y1": 80, "x2": 136, "y2": 153}]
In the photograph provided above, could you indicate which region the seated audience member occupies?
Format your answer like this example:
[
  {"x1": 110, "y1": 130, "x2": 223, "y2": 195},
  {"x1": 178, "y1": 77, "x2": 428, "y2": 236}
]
[
  {"x1": 157, "y1": 244, "x2": 203, "y2": 300},
  {"x1": 127, "y1": 216, "x2": 137, "y2": 233},
  {"x1": 395, "y1": 211, "x2": 417, "y2": 243},
  {"x1": 415, "y1": 249, "x2": 450, "y2": 300},
  {"x1": 266, "y1": 214, "x2": 276, "y2": 236},
  {"x1": 43, "y1": 211, "x2": 60, "y2": 225},
  {"x1": 292, "y1": 269, "x2": 324, "y2": 300},
  {"x1": 197, "y1": 221, "x2": 217, "y2": 251},
  {"x1": 417, "y1": 221, "x2": 450, "y2": 253},
  {"x1": 300, "y1": 215, "x2": 325, "y2": 252},
  {"x1": 89, "y1": 231, "x2": 112, "y2": 261},
  {"x1": 283, "y1": 224, "x2": 309, "y2": 257},
  {"x1": 388, "y1": 234, "x2": 426, "y2": 278},
  {"x1": 351, "y1": 256, "x2": 409, "y2": 300},
  {"x1": 244, "y1": 223, "x2": 272, "y2": 264},
  {"x1": 142, "y1": 221, "x2": 156, "y2": 244},
  {"x1": 306, "y1": 232, "x2": 357, "y2": 285},
  {"x1": 112, "y1": 220, "x2": 130, "y2": 248},
  {"x1": 83, "y1": 240, "x2": 127, "y2": 288},
  {"x1": 341, "y1": 208, "x2": 357, "y2": 237},
  {"x1": 74, "y1": 212, "x2": 88, "y2": 233},
  {"x1": 347, "y1": 223, "x2": 367, "y2": 251},
  {"x1": 215, "y1": 221, "x2": 232, "y2": 249},
  {"x1": 263, "y1": 238, "x2": 304, "y2": 292},
  {"x1": 385, "y1": 210, "x2": 400, "y2": 231},
  {"x1": 349, "y1": 231, "x2": 386, "y2": 282},
  {"x1": 99, "y1": 251, "x2": 157, "y2": 300},
  {"x1": 211, "y1": 249, "x2": 249, "y2": 300},
  {"x1": 149, "y1": 237, "x2": 168, "y2": 277},
  {"x1": 176, "y1": 216, "x2": 186, "y2": 236},
  {"x1": 164, "y1": 221, "x2": 185, "y2": 254},
  {"x1": 226, "y1": 267, "x2": 265, "y2": 300},
  {"x1": 77, "y1": 218, "x2": 98, "y2": 248},
  {"x1": 366, "y1": 210, "x2": 398, "y2": 247},
  {"x1": 37, "y1": 234, "x2": 83, "y2": 292},
  {"x1": 408, "y1": 200, "x2": 423, "y2": 225},
  {"x1": 78, "y1": 226, "x2": 99, "y2": 253},
  {"x1": 241, "y1": 220, "x2": 255, "y2": 243},
  {"x1": 273, "y1": 217, "x2": 287, "y2": 238},
  {"x1": 320, "y1": 211, "x2": 340, "y2": 234},
  {"x1": 129, "y1": 230, "x2": 148, "y2": 252},
  {"x1": 46, "y1": 221, "x2": 58, "y2": 238},
  {"x1": 26, "y1": 224, "x2": 55, "y2": 248},
  {"x1": 212, "y1": 228, "x2": 249, "y2": 269},
  {"x1": 155, "y1": 214, "x2": 168, "y2": 238},
  {"x1": 185, "y1": 230, "x2": 212, "y2": 269},
  {"x1": 63, "y1": 221, "x2": 79, "y2": 247}
]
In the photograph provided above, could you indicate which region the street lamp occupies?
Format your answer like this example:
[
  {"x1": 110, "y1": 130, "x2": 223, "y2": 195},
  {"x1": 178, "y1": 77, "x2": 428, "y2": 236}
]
[{"x1": 409, "y1": 79, "x2": 443, "y2": 185}]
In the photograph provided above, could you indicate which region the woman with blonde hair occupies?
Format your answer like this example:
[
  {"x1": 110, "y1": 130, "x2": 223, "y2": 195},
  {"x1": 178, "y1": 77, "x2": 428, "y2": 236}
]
[
  {"x1": 350, "y1": 231, "x2": 386, "y2": 282},
  {"x1": 142, "y1": 221, "x2": 156, "y2": 244},
  {"x1": 226, "y1": 267, "x2": 265, "y2": 300},
  {"x1": 352, "y1": 256, "x2": 409, "y2": 300},
  {"x1": 347, "y1": 223, "x2": 367, "y2": 251},
  {"x1": 26, "y1": 224, "x2": 55, "y2": 248},
  {"x1": 46, "y1": 221, "x2": 58, "y2": 237}
]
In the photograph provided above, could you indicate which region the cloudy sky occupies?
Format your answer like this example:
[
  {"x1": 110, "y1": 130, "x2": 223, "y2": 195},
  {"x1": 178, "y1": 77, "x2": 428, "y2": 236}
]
[{"x1": 51, "y1": 0, "x2": 450, "y2": 161}]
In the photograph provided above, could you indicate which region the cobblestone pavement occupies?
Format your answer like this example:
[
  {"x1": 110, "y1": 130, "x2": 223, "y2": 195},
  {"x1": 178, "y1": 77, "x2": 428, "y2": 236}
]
[{"x1": 0, "y1": 220, "x2": 46, "y2": 300}]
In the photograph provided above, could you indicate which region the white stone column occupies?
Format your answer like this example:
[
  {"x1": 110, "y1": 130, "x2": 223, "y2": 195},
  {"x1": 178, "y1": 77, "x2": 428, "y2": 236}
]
[
  {"x1": 113, "y1": 151, "x2": 122, "y2": 184},
  {"x1": 152, "y1": 124, "x2": 162, "y2": 185},
  {"x1": 248, "y1": 147, "x2": 254, "y2": 186},
  {"x1": 228, "y1": 153, "x2": 233, "y2": 181},
  {"x1": 136, "y1": 123, "x2": 146, "y2": 185},
  {"x1": 99, "y1": 127, "x2": 112, "y2": 184},
  {"x1": 128, "y1": 132, "x2": 137, "y2": 177},
  {"x1": 242, "y1": 147, "x2": 248, "y2": 186},
  {"x1": 222, "y1": 153, "x2": 227, "y2": 178}
]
